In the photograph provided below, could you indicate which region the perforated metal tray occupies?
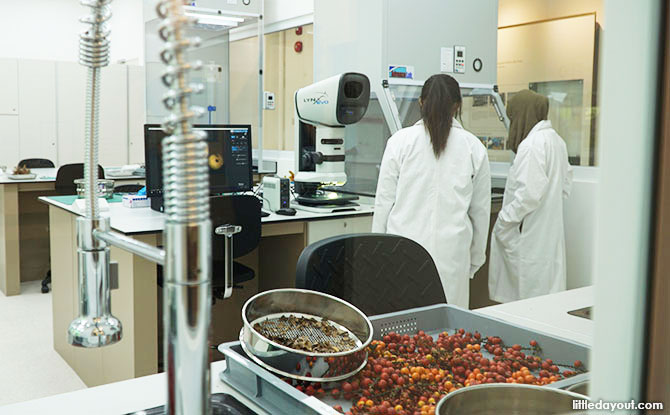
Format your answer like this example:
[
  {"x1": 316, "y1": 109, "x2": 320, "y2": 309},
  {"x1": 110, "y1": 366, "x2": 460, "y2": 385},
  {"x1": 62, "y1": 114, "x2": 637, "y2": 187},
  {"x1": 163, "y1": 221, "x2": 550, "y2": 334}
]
[{"x1": 219, "y1": 304, "x2": 590, "y2": 415}]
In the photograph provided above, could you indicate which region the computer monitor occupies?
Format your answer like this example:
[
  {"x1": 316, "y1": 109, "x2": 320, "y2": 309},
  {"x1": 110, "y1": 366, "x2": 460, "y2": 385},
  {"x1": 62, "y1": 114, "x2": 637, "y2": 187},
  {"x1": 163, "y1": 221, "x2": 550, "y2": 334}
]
[{"x1": 144, "y1": 124, "x2": 253, "y2": 199}]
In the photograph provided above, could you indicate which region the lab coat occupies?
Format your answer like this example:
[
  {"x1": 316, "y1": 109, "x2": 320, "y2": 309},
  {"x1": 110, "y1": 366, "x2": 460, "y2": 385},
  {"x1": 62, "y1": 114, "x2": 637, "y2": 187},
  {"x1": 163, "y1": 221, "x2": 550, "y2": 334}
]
[
  {"x1": 489, "y1": 120, "x2": 573, "y2": 303},
  {"x1": 372, "y1": 119, "x2": 491, "y2": 309}
]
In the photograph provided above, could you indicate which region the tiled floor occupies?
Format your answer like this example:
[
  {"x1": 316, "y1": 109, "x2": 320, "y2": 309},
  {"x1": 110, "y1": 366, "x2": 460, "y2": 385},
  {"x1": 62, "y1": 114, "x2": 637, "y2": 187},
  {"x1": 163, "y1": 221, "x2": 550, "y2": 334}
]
[{"x1": 0, "y1": 281, "x2": 86, "y2": 407}]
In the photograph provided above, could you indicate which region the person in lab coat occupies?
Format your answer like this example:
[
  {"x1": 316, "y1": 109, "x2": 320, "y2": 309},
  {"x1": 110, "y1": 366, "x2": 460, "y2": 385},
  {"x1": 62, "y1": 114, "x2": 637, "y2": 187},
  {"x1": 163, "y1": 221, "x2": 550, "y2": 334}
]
[
  {"x1": 489, "y1": 89, "x2": 573, "y2": 303},
  {"x1": 372, "y1": 74, "x2": 491, "y2": 309}
]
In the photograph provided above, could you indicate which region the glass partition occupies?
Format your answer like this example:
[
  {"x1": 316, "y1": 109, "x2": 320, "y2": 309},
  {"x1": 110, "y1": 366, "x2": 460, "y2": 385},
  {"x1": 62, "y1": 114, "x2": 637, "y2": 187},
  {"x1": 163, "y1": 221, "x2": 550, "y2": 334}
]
[
  {"x1": 387, "y1": 81, "x2": 512, "y2": 162},
  {"x1": 337, "y1": 92, "x2": 393, "y2": 197},
  {"x1": 338, "y1": 81, "x2": 511, "y2": 196}
]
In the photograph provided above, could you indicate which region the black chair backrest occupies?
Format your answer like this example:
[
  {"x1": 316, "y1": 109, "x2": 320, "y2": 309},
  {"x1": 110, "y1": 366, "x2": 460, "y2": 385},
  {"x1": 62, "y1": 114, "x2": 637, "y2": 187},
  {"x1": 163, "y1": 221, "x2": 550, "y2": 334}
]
[
  {"x1": 210, "y1": 195, "x2": 261, "y2": 261},
  {"x1": 55, "y1": 163, "x2": 105, "y2": 195},
  {"x1": 18, "y1": 158, "x2": 55, "y2": 168},
  {"x1": 114, "y1": 184, "x2": 144, "y2": 194},
  {"x1": 295, "y1": 233, "x2": 446, "y2": 316}
]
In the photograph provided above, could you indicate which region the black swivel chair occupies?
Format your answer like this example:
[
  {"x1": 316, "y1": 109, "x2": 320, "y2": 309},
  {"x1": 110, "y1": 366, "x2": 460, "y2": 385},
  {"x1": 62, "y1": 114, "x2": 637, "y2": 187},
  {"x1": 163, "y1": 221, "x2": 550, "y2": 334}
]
[
  {"x1": 210, "y1": 195, "x2": 262, "y2": 302},
  {"x1": 18, "y1": 158, "x2": 55, "y2": 168},
  {"x1": 295, "y1": 233, "x2": 446, "y2": 316},
  {"x1": 54, "y1": 163, "x2": 106, "y2": 195},
  {"x1": 42, "y1": 163, "x2": 106, "y2": 293}
]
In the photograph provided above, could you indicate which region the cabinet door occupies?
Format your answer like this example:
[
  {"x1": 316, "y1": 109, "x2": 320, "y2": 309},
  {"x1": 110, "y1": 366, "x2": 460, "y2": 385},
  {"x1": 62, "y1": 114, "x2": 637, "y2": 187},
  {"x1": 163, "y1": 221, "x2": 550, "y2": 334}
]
[
  {"x1": 128, "y1": 65, "x2": 146, "y2": 165},
  {"x1": 100, "y1": 64, "x2": 129, "y2": 167},
  {"x1": 348, "y1": 216, "x2": 373, "y2": 233},
  {"x1": 18, "y1": 60, "x2": 57, "y2": 163},
  {"x1": 0, "y1": 59, "x2": 18, "y2": 116},
  {"x1": 0, "y1": 115, "x2": 20, "y2": 168},
  {"x1": 57, "y1": 63, "x2": 130, "y2": 168},
  {"x1": 56, "y1": 62, "x2": 86, "y2": 165}
]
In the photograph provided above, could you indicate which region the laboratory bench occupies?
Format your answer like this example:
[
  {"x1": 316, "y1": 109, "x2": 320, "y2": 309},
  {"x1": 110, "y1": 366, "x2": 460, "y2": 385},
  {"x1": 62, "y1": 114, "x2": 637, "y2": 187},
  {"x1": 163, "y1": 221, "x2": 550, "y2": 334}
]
[
  {"x1": 0, "y1": 168, "x2": 145, "y2": 296},
  {"x1": 38, "y1": 195, "x2": 375, "y2": 387},
  {"x1": 0, "y1": 286, "x2": 594, "y2": 415}
]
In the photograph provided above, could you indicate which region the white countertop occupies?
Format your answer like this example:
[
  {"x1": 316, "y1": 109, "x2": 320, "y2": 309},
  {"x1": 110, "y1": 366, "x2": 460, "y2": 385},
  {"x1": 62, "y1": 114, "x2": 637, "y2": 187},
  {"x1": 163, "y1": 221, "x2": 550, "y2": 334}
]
[
  {"x1": 39, "y1": 196, "x2": 375, "y2": 235},
  {"x1": 476, "y1": 286, "x2": 593, "y2": 347},
  {"x1": 0, "y1": 167, "x2": 144, "y2": 184},
  {"x1": 1, "y1": 287, "x2": 594, "y2": 415}
]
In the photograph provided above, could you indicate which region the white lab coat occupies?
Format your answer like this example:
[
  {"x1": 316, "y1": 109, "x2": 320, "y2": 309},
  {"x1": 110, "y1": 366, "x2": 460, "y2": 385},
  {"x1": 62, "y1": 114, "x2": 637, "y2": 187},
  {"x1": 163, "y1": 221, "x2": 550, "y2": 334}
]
[
  {"x1": 489, "y1": 120, "x2": 573, "y2": 303},
  {"x1": 372, "y1": 119, "x2": 491, "y2": 309}
]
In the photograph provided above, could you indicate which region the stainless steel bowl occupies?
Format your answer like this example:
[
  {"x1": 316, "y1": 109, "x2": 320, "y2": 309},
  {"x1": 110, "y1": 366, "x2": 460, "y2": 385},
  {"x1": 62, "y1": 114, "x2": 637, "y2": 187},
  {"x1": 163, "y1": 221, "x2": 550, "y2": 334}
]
[
  {"x1": 566, "y1": 380, "x2": 589, "y2": 396},
  {"x1": 241, "y1": 288, "x2": 373, "y2": 382},
  {"x1": 74, "y1": 179, "x2": 115, "y2": 199},
  {"x1": 436, "y1": 384, "x2": 589, "y2": 415}
]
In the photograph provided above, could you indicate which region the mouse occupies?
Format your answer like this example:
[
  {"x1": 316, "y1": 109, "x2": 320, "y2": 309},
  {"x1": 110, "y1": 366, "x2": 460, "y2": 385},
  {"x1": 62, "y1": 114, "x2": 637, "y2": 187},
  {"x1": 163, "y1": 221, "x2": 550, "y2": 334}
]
[
  {"x1": 275, "y1": 208, "x2": 297, "y2": 216},
  {"x1": 260, "y1": 210, "x2": 270, "y2": 217}
]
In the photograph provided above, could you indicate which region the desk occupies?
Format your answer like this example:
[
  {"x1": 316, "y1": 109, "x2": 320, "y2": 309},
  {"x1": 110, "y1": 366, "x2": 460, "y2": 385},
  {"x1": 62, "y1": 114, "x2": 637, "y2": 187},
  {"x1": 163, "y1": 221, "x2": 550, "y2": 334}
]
[
  {"x1": 0, "y1": 287, "x2": 594, "y2": 415},
  {"x1": 40, "y1": 196, "x2": 374, "y2": 386},
  {"x1": 0, "y1": 168, "x2": 144, "y2": 296}
]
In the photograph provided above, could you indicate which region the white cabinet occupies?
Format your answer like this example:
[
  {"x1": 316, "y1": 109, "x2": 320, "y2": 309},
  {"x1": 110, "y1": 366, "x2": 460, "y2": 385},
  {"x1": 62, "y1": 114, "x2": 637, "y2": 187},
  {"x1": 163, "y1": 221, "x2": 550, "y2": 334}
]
[
  {"x1": 0, "y1": 59, "x2": 18, "y2": 116},
  {"x1": 99, "y1": 65, "x2": 129, "y2": 166},
  {"x1": 57, "y1": 62, "x2": 131, "y2": 167},
  {"x1": 306, "y1": 215, "x2": 373, "y2": 245},
  {"x1": 17, "y1": 60, "x2": 58, "y2": 163},
  {"x1": 0, "y1": 116, "x2": 20, "y2": 169},
  {"x1": 56, "y1": 62, "x2": 86, "y2": 165},
  {"x1": 128, "y1": 65, "x2": 146, "y2": 165}
]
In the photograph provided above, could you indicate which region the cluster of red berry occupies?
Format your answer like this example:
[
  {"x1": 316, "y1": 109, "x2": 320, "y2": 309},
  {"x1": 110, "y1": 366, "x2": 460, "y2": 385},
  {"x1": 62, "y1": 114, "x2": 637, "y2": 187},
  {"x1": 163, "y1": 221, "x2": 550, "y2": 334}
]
[{"x1": 285, "y1": 329, "x2": 585, "y2": 415}]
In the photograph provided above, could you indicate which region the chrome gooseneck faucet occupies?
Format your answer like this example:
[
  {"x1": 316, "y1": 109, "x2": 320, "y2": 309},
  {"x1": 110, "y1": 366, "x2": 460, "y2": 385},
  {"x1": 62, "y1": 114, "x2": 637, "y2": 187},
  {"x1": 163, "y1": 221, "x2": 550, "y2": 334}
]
[
  {"x1": 156, "y1": 1, "x2": 213, "y2": 413},
  {"x1": 68, "y1": 0, "x2": 122, "y2": 348},
  {"x1": 70, "y1": 0, "x2": 229, "y2": 412}
]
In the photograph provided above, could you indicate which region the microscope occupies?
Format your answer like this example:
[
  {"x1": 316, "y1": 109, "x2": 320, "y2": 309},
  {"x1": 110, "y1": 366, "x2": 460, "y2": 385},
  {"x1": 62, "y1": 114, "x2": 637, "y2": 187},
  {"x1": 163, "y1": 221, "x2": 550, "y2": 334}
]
[{"x1": 293, "y1": 72, "x2": 370, "y2": 212}]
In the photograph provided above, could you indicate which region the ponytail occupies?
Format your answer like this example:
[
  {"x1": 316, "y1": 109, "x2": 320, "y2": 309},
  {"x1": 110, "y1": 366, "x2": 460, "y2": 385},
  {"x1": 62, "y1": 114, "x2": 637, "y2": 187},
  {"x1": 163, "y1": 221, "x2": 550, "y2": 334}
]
[{"x1": 420, "y1": 74, "x2": 462, "y2": 157}]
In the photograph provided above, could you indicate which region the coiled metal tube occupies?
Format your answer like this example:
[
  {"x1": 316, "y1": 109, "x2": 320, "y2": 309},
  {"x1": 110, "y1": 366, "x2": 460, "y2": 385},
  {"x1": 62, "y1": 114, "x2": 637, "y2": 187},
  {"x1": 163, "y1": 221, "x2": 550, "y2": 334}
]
[
  {"x1": 157, "y1": 1, "x2": 212, "y2": 414},
  {"x1": 79, "y1": 0, "x2": 111, "y2": 219}
]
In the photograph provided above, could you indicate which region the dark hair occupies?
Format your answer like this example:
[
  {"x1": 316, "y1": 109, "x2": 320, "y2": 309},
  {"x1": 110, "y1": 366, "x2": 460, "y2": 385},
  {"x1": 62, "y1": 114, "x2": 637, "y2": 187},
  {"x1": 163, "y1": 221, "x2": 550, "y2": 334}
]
[{"x1": 420, "y1": 74, "x2": 462, "y2": 157}]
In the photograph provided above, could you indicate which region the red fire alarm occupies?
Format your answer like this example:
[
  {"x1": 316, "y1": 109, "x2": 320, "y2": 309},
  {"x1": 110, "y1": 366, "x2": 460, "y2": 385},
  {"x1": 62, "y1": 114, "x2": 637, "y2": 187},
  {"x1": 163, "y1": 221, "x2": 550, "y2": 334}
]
[
  {"x1": 294, "y1": 41, "x2": 303, "y2": 53},
  {"x1": 295, "y1": 26, "x2": 303, "y2": 35}
]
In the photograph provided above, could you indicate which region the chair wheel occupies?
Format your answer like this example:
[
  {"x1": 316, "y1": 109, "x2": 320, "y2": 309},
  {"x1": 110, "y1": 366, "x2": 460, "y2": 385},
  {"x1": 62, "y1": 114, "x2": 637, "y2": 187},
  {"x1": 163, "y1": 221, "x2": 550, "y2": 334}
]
[{"x1": 41, "y1": 285, "x2": 50, "y2": 294}]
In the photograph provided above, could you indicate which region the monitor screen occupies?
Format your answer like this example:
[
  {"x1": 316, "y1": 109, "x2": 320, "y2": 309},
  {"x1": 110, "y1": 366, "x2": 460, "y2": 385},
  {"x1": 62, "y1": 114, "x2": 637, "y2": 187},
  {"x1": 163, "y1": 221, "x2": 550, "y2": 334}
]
[{"x1": 144, "y1": 124, "x2": 252, "y2": 196}]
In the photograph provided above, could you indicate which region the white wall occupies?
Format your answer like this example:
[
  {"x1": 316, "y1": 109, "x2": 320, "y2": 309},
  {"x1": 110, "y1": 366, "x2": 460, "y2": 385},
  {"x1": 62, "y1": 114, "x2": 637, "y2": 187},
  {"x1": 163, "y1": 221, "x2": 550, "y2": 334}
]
[
  {"x1": 264, "y1": 0, "x2": 313, "y2": 25},
  {"x1": 563, "y1": 167, "x2": 598, "y2": 289},
  {"x1": 0, "y1": 0, "x2": 144, "y2": 64}
]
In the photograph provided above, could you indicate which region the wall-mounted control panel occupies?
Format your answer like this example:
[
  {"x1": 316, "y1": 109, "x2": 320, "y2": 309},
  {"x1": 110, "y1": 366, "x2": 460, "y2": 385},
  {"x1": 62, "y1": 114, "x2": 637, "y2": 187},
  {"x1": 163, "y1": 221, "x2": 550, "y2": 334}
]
[{"x1": 454, "y1": 46, "x2": 466, "y2": 74}]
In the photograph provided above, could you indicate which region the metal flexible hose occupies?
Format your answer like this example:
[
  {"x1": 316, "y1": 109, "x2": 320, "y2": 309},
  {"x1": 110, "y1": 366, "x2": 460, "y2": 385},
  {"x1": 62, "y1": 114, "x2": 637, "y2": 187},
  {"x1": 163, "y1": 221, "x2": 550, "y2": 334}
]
[
  {"x1": 157, "y1": 0, "x2": 209, "y2": 224},
  {"x1": 79, "y1": 0, "x2": 111, "y2": 218}
]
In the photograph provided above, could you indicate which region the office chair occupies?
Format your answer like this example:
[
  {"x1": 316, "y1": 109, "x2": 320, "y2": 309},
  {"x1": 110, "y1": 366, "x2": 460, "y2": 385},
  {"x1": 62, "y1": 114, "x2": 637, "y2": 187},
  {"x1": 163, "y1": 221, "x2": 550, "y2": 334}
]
[
  {"x1": 295, "y1": 233, "x2": 446, "y2": 316},
  {"x1": 114, "y1": 184, "x2": 144, "y2": 194},
  {"x1": 210, "y1": 195, "x2": 261, "y2": 302},
  {"x1": 18, "y1": 158, "x2": 55, "y2": 168},
  {"x1": 54, "y1": 163, "x2": 106, "y2": 195},
  {"x1": 42, "y1": 163, "x2": 106, "y2": 293}
]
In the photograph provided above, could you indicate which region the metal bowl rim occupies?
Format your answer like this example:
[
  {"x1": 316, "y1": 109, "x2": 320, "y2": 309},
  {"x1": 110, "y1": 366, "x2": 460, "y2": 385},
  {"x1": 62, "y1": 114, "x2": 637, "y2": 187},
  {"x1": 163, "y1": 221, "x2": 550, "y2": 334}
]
[
  {"x1": 238, "y1": 329, "x2": 369, "y2": 382},
  {"x1": 241, "y1": 288, "x2": 374, "y2": 357},
  {"x1": 435, "y1": 383, "x2": 590, "y2": 412}
]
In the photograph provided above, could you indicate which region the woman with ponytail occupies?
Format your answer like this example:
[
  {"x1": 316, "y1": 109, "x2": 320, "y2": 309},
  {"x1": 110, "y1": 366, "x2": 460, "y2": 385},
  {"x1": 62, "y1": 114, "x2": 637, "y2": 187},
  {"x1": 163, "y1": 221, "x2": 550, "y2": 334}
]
[{"x1": 372, "y1": 74, "x2": 491, "y2": 309}]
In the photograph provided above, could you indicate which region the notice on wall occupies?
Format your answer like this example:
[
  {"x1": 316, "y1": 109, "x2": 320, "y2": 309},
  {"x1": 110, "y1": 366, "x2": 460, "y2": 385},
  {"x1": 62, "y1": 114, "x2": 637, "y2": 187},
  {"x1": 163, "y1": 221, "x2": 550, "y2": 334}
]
[{"x1": 441, "y1": 47, "x2": 454, "y2": 73}]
